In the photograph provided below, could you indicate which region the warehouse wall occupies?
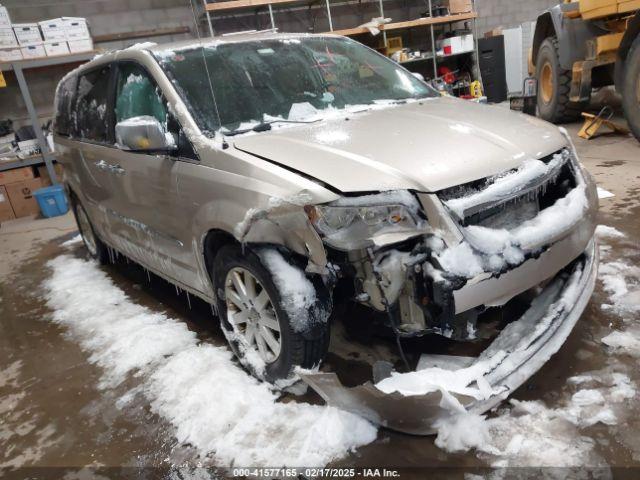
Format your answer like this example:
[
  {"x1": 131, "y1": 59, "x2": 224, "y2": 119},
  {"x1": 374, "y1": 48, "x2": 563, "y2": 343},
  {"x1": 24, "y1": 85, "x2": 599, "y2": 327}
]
[
  {"x1": 1, "y1": 0, "x2": 197, "y2": 126},
  {"x1": 474, "y1": 0, "x2": 559, "y2": 34}
]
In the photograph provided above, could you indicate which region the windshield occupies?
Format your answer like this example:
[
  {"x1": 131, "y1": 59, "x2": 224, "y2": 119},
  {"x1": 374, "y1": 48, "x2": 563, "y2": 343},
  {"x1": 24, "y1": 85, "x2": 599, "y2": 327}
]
[{"x1": 153, "y1": 36, "x2": 437, "y2": 135}]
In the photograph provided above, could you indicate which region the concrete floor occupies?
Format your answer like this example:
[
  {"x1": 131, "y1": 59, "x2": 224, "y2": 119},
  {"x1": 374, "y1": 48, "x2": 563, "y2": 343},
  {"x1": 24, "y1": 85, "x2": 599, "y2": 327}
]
[{"x1": 0, "y1": 124, "x2": 639, "y2": 478}]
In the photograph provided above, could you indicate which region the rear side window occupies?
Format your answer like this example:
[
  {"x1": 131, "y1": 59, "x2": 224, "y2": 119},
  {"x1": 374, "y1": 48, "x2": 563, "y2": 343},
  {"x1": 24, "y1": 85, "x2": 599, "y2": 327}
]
[
  {"x1": 75, "y1": 65, "x2": 112, "y2": 143},
  {"x1": 54, "y1": 75, "x2": 77, "y2": 137}
]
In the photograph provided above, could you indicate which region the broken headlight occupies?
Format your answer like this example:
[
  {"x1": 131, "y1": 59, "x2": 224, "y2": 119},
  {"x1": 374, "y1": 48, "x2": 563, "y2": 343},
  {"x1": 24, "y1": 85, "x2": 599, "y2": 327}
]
[{"x1": 306, "y1": 202, "x2": 424, "y2": 250}]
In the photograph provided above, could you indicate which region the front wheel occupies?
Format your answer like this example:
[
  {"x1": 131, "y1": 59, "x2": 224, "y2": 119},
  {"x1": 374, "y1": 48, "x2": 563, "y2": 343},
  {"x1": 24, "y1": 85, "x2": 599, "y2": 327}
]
[
  {"x1": 213, "y1": 244, "x2": 330, "y2": 383},
  {"x1": 622, "y1": 36, "x2": 640, "y2": 142}
]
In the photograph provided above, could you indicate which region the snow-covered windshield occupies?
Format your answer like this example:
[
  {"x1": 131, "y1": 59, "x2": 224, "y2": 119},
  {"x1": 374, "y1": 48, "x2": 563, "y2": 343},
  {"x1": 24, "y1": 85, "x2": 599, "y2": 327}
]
[{"x1": 153, "y1": 36, "x2": 437, "y2": 136}]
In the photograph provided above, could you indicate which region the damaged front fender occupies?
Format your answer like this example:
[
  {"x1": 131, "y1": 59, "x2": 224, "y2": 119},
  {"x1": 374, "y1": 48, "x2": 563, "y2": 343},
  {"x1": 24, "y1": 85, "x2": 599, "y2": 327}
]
[{"x1": 237, "y1": 196, "x2": 329, "y2": 274}]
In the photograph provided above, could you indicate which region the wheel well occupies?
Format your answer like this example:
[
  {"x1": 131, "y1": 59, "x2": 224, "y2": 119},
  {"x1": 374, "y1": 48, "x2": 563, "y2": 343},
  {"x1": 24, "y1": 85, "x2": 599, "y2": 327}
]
[
  {"x1": 532, "y1": 13, "x2": 556, "y2": 68},
  {"x1": 203, "y1": 229, "x2": 238, "y2": 279}
]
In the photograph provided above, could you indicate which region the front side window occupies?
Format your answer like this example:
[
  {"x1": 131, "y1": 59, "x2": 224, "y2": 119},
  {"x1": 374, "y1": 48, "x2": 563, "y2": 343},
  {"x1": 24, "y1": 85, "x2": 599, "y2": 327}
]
[
  {"x1": 75, "y1": 65, "x2": 111, "y2": 143},
  {"x1": 154, "y1": 36, "x2": 437, "y2": 135},
  {"x1": 114, "y1": 62, "x2": 167, "y2": 126}
]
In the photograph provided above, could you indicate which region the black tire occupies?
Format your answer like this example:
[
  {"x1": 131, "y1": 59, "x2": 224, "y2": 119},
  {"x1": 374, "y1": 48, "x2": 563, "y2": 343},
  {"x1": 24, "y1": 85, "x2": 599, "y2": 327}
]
[
  {"x1": 536, "y1": 37, "x2": 589, "y2": 123},
  {"x1": 622, "y1": 36, "x2": 640, "y2": 142},
  {"x1": 213, "y1": 244, "x2": 330, "y2": 383},
  {"x1": 70, "y1": 196, "x2": 109, "y2": 264}
]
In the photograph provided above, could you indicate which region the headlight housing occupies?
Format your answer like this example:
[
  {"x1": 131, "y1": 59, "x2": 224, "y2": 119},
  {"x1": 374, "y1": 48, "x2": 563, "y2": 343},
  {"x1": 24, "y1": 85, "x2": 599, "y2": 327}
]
[{"x1": 306, "y1": 195, "x2": 427, "y2": 250}]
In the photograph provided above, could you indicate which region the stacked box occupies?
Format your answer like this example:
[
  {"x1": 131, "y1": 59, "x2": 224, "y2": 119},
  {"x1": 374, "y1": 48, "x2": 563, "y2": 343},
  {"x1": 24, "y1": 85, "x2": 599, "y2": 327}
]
[
  {"x1": 21, "y1": 43, "x2": 46, "y2": 59},
  {"x1": 0, "y1": 47, "x2": 21, "y2": 61},
  {"x1": 13, "y1": 23, "x2": 42, "y2": 46},
  {"x1": 44, "y1": 40, "x2": 70, "y2": 56},
  {"x1": 68, "y1": 38, "x2": 93, "y2": 53},
  {"x1": 0, "y1": 4, "x2": 11, "y2": 27},
  {"x1": 0, "y1": 25, "x2": 16, "y2": 46},
  {"x1": 63, "y1": 17, "x2": 90, "y2": 40},
  {"x1": 39, "y1": 18, "x2": 67, "y2": 41}
]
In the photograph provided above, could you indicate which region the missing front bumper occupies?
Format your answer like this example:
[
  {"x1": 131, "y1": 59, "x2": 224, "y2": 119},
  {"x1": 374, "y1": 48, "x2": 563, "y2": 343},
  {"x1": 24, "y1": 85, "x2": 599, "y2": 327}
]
[{"x1": 300, "y1": 240, "x2": 598, "y2": 434}]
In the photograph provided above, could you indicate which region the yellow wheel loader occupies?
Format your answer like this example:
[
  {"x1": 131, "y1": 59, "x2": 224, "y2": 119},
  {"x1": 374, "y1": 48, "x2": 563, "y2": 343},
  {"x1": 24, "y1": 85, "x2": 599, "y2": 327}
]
[{"x1": 531, "y1": 0, "x2": 640, "y2": 141}]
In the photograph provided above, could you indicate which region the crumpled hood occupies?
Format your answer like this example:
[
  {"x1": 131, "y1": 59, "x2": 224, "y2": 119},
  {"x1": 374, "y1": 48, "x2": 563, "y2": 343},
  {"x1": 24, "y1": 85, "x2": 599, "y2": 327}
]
[{"x1": 233, "y1": 97, "x2": 568, "y2": 193}]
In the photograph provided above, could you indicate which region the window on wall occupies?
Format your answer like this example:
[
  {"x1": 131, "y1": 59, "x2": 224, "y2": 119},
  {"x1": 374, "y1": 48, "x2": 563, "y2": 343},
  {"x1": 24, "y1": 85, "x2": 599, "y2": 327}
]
[
  {"x1": 54, "y1": 75, "x2": 77, "y2": 137},
  {"x1": 75, "y1": 65, "x2": 112, "y2": 143},
  {"x1": 114, "y1": 62, "x2": 167, "y2": 127}
]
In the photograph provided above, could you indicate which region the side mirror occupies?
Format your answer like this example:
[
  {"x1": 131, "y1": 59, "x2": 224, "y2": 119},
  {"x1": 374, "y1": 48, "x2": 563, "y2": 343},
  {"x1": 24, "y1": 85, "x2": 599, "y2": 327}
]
[
  {"x1": 411, "y1": 72, "x2": 425, "y2": 82},
  {"x1": 115, "y1": 116, "x2": 175, "y2": 152}
]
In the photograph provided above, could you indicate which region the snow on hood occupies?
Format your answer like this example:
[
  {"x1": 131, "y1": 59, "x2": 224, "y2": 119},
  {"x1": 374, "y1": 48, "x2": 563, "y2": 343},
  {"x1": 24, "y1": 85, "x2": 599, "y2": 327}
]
[{"x1": 233, "y1": 97, "x2": 568, "y2": 193}]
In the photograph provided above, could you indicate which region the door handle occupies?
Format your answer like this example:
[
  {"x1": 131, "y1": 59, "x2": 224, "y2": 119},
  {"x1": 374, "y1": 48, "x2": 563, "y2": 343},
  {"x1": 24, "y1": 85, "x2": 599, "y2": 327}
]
[
  {"x1": 94, "y1": 160, "x2": 109, "y2": 171},
  {"x1": 108, "y1": 164, "x2": 126, "y2": 175}
]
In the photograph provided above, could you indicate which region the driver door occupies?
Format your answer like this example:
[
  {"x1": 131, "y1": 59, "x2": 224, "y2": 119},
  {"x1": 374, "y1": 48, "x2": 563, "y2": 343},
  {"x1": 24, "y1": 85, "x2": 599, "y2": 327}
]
[{"x1": 100, "y1": 61, "x2": 186, "y2": 282}]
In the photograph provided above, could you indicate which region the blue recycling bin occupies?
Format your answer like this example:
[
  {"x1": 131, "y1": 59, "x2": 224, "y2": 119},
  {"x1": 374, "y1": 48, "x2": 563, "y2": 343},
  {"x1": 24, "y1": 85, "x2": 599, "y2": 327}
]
[{"x1": 33, "y1": 184, "x2": 69, "y2": 218}]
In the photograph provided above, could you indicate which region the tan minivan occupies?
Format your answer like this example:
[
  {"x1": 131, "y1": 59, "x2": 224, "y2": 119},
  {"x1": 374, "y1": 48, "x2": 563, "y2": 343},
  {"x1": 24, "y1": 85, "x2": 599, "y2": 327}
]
[{"x1": 54, "y1": 33, "x2": 599, "y2": 433}]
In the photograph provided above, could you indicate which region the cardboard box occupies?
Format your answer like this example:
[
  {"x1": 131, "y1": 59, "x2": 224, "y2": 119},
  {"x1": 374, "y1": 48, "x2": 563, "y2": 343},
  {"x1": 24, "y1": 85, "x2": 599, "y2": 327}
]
[
  {"x1": 0, "y1": 166, "x2": 34, "y2": 186},
  {"x1": 0, "y1": 5, "x2": 11, "y2": 28},
  {"x1": 0, "y1": 185, "x2": 15, "y2": 223},
  {"x1": 39, "y1": 18, "x2": 67, "y2": 41},
  {"x1": 0, "y1": 27, "x2": 17, "y2": 47},
  {"x1": 13, "y1": 23, "x2": 42, "y2": 46},
  {"x1": 37, "y1": 163, "x2": 64, "y2": 184},
  {"x1": 67, "y1": 37, "x2": 93, "y2": 53},
  {"x1": 63, "y1": 17, "x2": 90, "y2": 40},
  {"x1": 438, "y1": 34, "x2": 474, "y2": 56},
  {"x1": 44, "y1": 40, "x2": 70, "y2": 56},
  {"x1": 20, "y1": 43, "x2": 46, "y2": 59},
  {"x1": 6, "y1": 178, "x2": 43, "y2": 218},
  {"x1": 0, "y1": 46, "x2": 21, "y2": 61},
  {"x1": 448, "y1": 0, "x2": 473, "y2": 14},
  {"x1": 485, "y1": 27, "x2": 504, "y2": 38}
]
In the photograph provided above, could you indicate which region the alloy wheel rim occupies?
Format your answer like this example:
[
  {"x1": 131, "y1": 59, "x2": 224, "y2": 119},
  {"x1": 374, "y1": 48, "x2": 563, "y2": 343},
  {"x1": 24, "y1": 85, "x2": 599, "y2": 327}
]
[
  {"x1": 541, "y1": 62, "x2": 553, "y2": 104},
  {"x1": 225, "y1": 267, "x2": 282, "y2": 364},
  {"x1": 77, "y1": 207, "x2": 98, "y2": 256}
]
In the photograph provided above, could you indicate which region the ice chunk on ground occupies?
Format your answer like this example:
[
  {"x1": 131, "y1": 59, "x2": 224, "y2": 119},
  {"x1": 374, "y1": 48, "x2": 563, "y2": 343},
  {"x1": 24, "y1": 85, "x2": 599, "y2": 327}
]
[
  {"x1": 597, "y1": 187, "x2": 615, "y2": 199},
  {"x1": 601, "y1": 330, "x2": 640, "y2": 356},
  {"x1": 434, "y1": 411, "x2": 495, "y2": 454},
  {"x1": 595, "y1": 225, "x2": 625, "y2": 239},
  {"x1": 571, "y1": 389, "x2": 605, "y2": 406},
  {"x1": 61, "y1": 234, "x2": 82, "y2": 247},
  {"x1": 43, "y1": 255, "x2": 376, "y2": 467}
]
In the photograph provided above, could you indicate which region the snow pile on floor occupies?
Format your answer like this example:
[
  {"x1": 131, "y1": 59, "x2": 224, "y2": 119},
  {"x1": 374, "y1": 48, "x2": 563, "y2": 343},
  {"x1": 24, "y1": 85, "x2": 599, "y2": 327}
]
[
  {"x1": 43, "y1": 255, "x2": 377, "y2": 467},
  {"x1": 597, "y1": 225, "x2": 640, "y2": 314},
  {"x1": 434, "y1": 370, "x2": 636, "y2": 466}
]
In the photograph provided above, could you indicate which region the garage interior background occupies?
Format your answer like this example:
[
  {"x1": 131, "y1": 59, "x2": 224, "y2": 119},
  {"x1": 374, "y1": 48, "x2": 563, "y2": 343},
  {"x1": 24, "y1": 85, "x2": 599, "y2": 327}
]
[{"x1": 1, "y1": 0, "x2": 561, "y2": 129}]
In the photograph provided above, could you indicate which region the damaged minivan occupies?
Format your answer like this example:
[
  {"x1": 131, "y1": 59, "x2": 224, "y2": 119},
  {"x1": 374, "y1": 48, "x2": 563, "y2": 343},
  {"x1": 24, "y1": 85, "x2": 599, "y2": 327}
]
[{"x1": 54, "y1": 32, "x2": 598, "y2": 434}]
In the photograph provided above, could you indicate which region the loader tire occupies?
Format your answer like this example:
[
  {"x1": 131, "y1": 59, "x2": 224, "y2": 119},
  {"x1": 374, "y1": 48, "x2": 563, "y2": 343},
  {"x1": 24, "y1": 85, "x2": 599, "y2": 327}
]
[
  {"x1": 622, "y1": 36, "x2": 640, "y2": 142},
  {"x1": 536, "y1": 37, "x2": 589, "y2": 123}
]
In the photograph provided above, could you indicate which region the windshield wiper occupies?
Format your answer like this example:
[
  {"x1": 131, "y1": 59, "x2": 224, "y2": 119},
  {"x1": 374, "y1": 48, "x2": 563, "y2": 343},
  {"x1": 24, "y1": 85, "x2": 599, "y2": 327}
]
[{"x1": 225, "y1": 118, "x2": 320, "y2": 136}]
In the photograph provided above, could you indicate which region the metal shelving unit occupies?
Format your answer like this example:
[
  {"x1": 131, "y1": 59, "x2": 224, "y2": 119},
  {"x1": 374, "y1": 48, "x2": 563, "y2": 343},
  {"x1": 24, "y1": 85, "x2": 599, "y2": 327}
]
[
  {"x1": 0, "y1": 51, "x2": 97, "y2": 179},
  {"x1": 202, "y1": 0, "x2": 479, "y2": 81}
]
